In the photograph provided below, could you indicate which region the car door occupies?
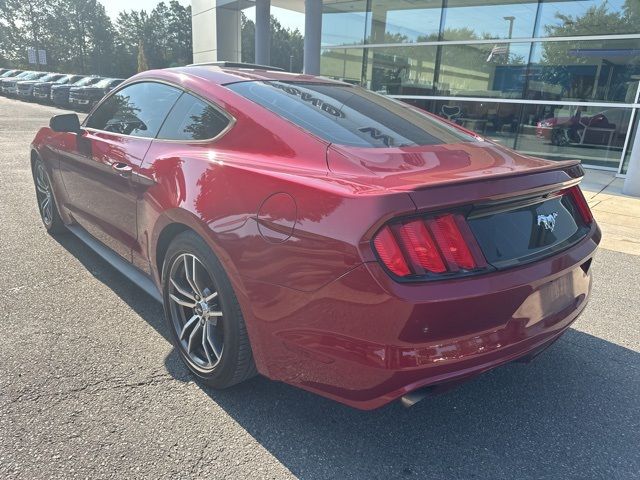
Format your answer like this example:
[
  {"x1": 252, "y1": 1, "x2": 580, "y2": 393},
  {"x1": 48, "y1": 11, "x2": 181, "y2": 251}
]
[{"x1": 59, "y1": 81, "x2": 182, "y2": 260}]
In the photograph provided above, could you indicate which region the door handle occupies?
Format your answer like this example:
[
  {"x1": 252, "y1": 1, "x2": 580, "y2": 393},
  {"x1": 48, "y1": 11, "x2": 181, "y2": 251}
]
[{"x1": 111, "y1": 162, "x2": 132, "y2": 176}]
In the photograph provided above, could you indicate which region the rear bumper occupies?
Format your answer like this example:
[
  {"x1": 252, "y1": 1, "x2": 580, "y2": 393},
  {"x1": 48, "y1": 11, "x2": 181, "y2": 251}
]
[{"x1": 245, "y1": 224, "x2": 600, "y2": 410}]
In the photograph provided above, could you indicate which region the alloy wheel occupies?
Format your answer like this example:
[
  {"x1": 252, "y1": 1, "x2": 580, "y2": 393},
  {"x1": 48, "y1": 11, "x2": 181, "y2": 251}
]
[
  {"x1": 168, "y1": 253, "x2": 224, "y2": 370},
  {"x1": 35, "y1": 163, "x2": 53, "y2": 227}
]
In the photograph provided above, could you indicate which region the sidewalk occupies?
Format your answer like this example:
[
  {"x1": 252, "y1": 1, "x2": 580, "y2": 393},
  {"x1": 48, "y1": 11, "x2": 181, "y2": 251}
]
[{"x1": 581, "y1": 169, "x2": 640, "y2": 256}]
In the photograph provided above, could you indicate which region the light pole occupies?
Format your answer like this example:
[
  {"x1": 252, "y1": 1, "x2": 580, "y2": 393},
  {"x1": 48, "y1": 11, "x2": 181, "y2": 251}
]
[{"x1": 503, "y1": 16, "x2": 515, "y2": 60}]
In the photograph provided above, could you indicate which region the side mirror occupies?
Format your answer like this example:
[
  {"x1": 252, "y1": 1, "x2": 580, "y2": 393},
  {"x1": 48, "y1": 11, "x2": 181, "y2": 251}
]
[{"x1": 50, "y1": 113, "x2": 81, "y2": 133}]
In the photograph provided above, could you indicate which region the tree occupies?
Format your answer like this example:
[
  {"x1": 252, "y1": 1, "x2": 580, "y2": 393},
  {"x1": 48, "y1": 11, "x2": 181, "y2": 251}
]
[
  {"x1": 137, "y1": 40, "x2": 149, "y2": 72},
  {"x1": 0, "y1": 0, "x2": 56, "y2": 69},
  {"x1": 241, "y1": 12, "x2": 303, "y2": 72},
  {"x1": 113, "y1": 2, "x2": 192, "y2": 75},
  {"x1": 538, "y1": 2, "x2": 640, "y2": 101}
]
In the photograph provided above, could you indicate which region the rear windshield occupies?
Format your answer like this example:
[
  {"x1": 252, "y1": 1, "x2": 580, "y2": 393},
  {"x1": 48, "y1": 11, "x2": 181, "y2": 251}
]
[
  {"x1": 94, "y1": 78, "x2": 117, "y2": 88},
  {"x1": 20, "y1": 72, "x2": 46, "y2": 81},
  {"x1": 73, "y1": 77, "x2": 98, "y2": 86},
  {"x1": 39, "y1": 73, "x2": 62, "y2": 82},
  {"x1": 227, "y1": 81, "x2": 477, "y2": 148}
]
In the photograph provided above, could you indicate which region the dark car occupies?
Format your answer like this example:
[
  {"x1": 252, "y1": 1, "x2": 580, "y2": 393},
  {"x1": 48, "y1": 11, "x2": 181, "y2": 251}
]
[
  {"x1": 0, "y1": 70, "x2": 36, "y2": 95},
  {"x1": 51, "y1": 76, "x2": 101, "y2": 107},
  {"x1": 30, "y1": 65, "x2": 599, "y2": 410},
  {"x1": 0, "y1": 69, "x2": 24, "y2": 79},
  {"x1": 17, "y1": 73, "x2": 65, "y2": 100},
  {"x1": 68, "y1": 77, "x2": 124, "y2": 110},
  {"x1": 33, "y1": 74, "x2": 84, "y2": 103}
]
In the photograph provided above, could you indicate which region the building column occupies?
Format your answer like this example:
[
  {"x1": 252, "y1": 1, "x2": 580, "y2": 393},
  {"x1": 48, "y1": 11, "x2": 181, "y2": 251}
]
[
  {"x1": 191, "y1": 1, "x2": 241, "y2": 63},
  {"x1": 255, "y1": 0, "x2": 271, "y2": 65},
  {"x1": 304, "y1": 0, "x2": 322, "y2": 75},
  {"x1": 623, "y1": 121, "x2": 640, "y2": 197}
]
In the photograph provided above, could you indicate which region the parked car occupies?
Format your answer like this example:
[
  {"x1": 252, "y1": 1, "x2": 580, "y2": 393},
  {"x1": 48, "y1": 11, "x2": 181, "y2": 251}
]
[
  {"x1": 0, "y1": 68, "x2": 11, "y2": 76},
  {"x1": 33, "y1": 74, "x2": 84, "y2": 102},
  {"x1": 68, "y1": 77, "x2": 124, "y2": 110},
  {"x1": 0, "y1": 70, "x2": 34, "y2": 95},
  {"x1": 537, "y1": 108, "x2": 630, "y2": 148},
  {"x1": 51, "y1": 76, "x2": 101, "y2": 107},
  {"x1": 2, "y1": 71, "x2": 49, "y2": 96},
  {"x1": 0, "y1": 69, "x2": 24, "y2": 79},
  {"x1": 17, "y1": 72, "x2": 65, "y2": 100},
  {"x1": 31, "y1": 65, "x2": 599, "y2": 410}
]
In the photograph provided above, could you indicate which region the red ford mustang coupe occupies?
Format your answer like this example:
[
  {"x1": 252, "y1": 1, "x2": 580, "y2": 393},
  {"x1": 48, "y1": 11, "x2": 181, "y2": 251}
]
[{"x1": 30, "y1": 64, "x2": 600, "y2": 410}]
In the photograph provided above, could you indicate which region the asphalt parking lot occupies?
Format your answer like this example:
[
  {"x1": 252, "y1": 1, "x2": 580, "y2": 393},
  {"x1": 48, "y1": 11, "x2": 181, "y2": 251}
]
[{"x1": 0, "y1": 96, "x2": 639, "y2": 480}]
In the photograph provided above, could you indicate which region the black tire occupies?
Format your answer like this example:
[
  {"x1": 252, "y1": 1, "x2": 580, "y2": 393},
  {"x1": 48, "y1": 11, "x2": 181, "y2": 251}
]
[
  {"x1": 32, "y1": 157, "x2": 66, "y2": 234},
  {"x1": 162, "y1": 231, "x2": 257, "y2": 388},
  {"x1": 551, "y1": 128, "x2": 570, "y2": 146}
]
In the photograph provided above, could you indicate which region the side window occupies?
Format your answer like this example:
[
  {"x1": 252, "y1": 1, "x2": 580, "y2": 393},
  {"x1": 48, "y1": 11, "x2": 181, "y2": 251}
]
[
  {"x1": 158, "y1": 93, "x2": 230, "y2": 141},
  {"x1": 86, "y1": 82, "x2": 181, "y2": 138}
]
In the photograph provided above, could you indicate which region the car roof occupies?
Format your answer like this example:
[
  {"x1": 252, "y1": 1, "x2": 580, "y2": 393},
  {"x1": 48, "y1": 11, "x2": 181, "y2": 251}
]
[{"x1": 159, "y1": 65, "x2": 348, "y2": 86}]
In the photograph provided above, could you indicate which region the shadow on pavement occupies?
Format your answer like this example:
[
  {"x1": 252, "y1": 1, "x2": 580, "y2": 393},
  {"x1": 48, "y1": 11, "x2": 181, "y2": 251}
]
[{"x1": 53, "y1": 230, "x2": 640, "y2": 479}]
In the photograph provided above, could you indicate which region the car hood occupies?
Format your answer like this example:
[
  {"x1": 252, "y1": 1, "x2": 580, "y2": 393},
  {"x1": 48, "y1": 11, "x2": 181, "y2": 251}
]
[{"x1": 327, "y1": 140, "x2": 579, "y2": 192}]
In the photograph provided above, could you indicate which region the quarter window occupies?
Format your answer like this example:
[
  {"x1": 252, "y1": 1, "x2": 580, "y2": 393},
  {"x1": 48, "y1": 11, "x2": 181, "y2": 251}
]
[
  {"x1": 158, "y1": 93, "x2": 231, "y2": 141},
  {"x1": 86, "y1": 82, "x2": 181, "y2": 138}
]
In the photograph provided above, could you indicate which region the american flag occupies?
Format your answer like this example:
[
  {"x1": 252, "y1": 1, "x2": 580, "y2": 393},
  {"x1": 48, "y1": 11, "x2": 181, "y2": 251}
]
[{"x1": 486, "y1": 44, "x2": 508, "y2": 62}]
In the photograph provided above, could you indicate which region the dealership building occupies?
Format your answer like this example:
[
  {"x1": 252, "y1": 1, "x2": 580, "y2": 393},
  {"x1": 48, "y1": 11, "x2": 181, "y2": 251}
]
[{"x1": 192, "y1": 1, "x2": 640, "y2": 180}]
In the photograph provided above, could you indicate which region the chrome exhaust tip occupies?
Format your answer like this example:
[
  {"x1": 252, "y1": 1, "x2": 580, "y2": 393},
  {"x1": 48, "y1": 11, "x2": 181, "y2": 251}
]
[{"x1": 400, "y1": 388, "x2": 431, "y2": 408}]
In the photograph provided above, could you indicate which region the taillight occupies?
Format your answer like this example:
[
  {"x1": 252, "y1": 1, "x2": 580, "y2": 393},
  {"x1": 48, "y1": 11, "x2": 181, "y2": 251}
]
[
  {"x1": 428, "y1": 215, "x2": 476, "y2": 271},
  {"x1": 373, "y1": 213, "x2": 487, "y2": 279},
  {"x1": 397, "y1": 221, "x2": 446, "y2": 273},
  {"x1": 373, "y1": 226, "x2": 411, "y2": 277},
  {"x1": 565, "y1": 186, "x2": 593, "y2": 224}
]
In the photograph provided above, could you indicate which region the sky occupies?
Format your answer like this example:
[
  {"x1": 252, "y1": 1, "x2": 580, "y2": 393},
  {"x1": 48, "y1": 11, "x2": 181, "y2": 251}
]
[{"x1": 99, "y1": 0, "x2": 305, "y2": 32}]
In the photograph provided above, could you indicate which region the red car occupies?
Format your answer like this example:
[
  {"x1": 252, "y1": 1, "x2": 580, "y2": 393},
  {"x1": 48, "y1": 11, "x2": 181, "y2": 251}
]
[{"x1": 30, "y1": 65, "x2": 599, "y2": 410}]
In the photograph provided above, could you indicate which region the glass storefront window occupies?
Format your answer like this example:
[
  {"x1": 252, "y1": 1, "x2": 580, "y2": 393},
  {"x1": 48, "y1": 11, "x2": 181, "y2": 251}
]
[
  {"x1": 621, "y1": 112, "x2": 638, "y2": 174},
  {"x1": 318, "y1": 0, "x2": 640, "y2": 172},
  {"x1": 401, "y1": 99, "x2": 632, "y2": 169},
  {"x1": 442, "y1": 0, "x2": 538, "y2": 40},
  {"x1": 367, "y1": 46, "x2": 438, "y2": 94},
  {"x1": 321, "y1": 1, "x2": 370, "y2": 46},
  {"x1": 368, "y1": 1, "x2": 442, "y2": 44},
  {"x1": 527, "y1": 38, "x2": 640, "y2": 102},
  {"x1": 437, "y1": 42, "x2": 531, "y2": 98},
  {"x1": 404, "y1": 99, "x2": 521, "y2": 149},
  {"x1": 537, "y1": 0, "x2": 640, "y2": 37},
  {"x1": 517, "y1": 104, "x2": 632, "y2": 168},
  {"x1": 320, "y1": 48, "x2": 366, "y2": 84}
]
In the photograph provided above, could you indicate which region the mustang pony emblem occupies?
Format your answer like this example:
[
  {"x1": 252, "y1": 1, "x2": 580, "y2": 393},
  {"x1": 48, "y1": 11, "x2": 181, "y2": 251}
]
[{"x1": 537, "y1": 212, "x2": 558, "y2": 232}]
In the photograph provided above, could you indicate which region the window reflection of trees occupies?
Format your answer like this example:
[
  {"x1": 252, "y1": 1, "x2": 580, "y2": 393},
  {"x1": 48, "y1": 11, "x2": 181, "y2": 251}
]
[
  {"x1": 88, "y1": 93, "x2": 146, "y2": 135},
  {"x1": 102, "y1": 94, "x2": 148, "y2": 135},
  {"x1": 183, "y1": 105, "x2": 228, "y2": 140}
]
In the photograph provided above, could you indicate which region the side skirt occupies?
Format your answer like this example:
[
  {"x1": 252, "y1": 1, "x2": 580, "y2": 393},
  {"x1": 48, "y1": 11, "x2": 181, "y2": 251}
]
[{"x1": 66, "y1": 224, "x2": 162, "y2": 303}]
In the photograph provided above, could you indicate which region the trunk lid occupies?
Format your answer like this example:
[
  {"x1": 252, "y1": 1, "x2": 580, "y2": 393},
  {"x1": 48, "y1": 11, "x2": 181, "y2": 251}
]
[
  {"x1": 327, "y1": 141, "x2": 579, "y2": 192},
  {"x1": 328, "y1": 142, "x2": 592, "y2": 273}
]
